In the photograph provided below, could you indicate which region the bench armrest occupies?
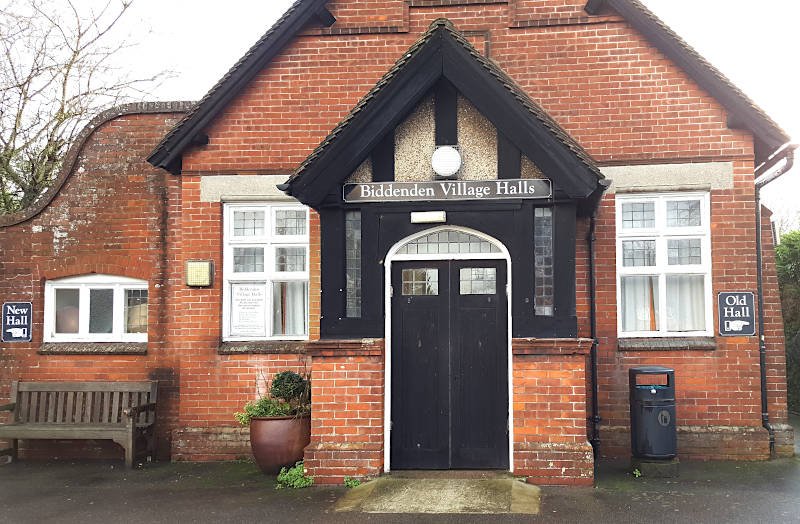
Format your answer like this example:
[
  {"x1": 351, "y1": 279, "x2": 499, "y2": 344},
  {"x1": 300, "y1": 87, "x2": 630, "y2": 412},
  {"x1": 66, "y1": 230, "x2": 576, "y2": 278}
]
[
  {"x1": 0, "y1": 402, "x2": 15, "y2": 412},
  {"x1": 123, "y1": 402, "x2": 157, "y2": 418}
]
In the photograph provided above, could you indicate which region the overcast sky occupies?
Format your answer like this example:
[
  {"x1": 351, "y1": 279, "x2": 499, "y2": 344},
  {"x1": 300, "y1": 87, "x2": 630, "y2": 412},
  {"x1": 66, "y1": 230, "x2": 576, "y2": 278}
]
[{"x1": 113, "y1": 0, "x2": 799, "y2": 229}]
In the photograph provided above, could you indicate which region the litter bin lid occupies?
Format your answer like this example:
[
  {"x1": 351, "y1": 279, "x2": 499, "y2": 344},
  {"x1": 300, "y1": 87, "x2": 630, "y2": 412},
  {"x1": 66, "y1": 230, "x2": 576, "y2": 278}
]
[{"x1": 629, "y1": 366, "x2": 673, "y2": 375}]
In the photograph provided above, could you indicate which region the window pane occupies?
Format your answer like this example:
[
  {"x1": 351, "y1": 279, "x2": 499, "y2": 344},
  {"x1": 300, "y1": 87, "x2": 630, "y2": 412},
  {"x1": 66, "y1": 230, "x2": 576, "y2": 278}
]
[
  {"x1": 233, "y1": 247, "x2": 264, "y2": 273},
  {"x1": 621, "y1": 202, "x2": 655, "y2": 229},
  {"x1": 620, "y1": 276, "x2": 659, "y2": 332},
  {"x1": 460, "y1": 268, "x2": 497, "y2": 295},
  {"x1": 125, "y1": 289, "x2": 148, "y2": 334},
  {"x1": 666, "y1": 275, "x2": 705, "y2": 331},
  {"x1": 55, "y1": 288, "x2": 80, "y2": 334},
  {"x1": 89, "y1": 289, "x2": 114, "y2": 334},
  {"x1": 345, "y1": 211, "x2": 362, "y2": 318},
  {"x1": 667, "y1": 200, "x2": 701, "y2": 227},
  {"x1": 622, "y1": 240, "x2": 656, "y2": 267},
  {"x1": 401, "y1": 269, "x2": 439, "y2": 296},
  {"x1": 275, "y1": 247, "x2": 306, "y2": 272},
  {"x1": 534, "y1": 208, "x2": 554, "y2": 315},
  {"x1": 233, "y1": 210, "x2": 265, "y2": 236},
  {"x1": 275, "y1": 210, "x2": 306, "y2": 236},
  {"x1": 668, "y1": 239, "x2": 702, "y2": 265},
  {"x1": 272, "y1": 281, "x2": 308, "y2": 336},
  {"x1": 396, "y1": 230, "x2": 500, "y2": 255}
]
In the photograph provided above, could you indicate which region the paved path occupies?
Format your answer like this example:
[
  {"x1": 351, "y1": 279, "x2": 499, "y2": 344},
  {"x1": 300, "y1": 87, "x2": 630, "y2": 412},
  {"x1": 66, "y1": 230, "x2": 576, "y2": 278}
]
[
  {"x1": 1, "y1": 456, "x2": 799, "y2": 523},
  {"x1": 0, "y1": 417, "x2": 797, "y2": 523}
]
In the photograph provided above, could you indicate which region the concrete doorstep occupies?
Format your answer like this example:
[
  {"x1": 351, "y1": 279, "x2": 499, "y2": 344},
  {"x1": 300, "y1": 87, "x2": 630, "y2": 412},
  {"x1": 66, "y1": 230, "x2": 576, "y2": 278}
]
[{"x1": 334, "y1": 476, "x2": 541, "y2": 514}]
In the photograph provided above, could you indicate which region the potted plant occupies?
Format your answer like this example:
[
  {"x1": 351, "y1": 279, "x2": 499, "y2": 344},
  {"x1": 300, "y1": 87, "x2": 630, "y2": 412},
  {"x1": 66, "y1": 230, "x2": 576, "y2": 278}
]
[{"x1": 235, "y1": 371, "x2": 311, "y2": 474}]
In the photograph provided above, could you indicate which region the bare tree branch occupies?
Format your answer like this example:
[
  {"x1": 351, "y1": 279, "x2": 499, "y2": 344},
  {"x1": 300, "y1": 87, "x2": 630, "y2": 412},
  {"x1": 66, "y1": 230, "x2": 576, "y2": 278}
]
[{"x1": 0, "y1": 0, "x2": 164, "y2": 212}]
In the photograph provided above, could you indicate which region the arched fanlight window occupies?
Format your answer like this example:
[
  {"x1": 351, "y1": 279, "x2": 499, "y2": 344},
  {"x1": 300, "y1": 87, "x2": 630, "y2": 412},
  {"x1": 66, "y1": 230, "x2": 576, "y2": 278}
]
[{"x1": 396, "y1": 230, "x2": 501, "y2": 255}]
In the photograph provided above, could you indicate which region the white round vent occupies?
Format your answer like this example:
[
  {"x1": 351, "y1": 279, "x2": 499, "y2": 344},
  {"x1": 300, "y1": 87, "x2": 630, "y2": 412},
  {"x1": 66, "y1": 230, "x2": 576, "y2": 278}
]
[{"x1": 431, "y1": 146, "x2": 462, "y2": 177}]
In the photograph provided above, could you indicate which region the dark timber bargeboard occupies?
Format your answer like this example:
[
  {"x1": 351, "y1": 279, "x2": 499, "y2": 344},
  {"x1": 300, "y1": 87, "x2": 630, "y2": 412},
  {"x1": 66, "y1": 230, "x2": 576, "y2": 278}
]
[
  {"x1": 390, "y1": 260, "x2": 508, "y2": 469},
  {"x1": 0, "y1": 381, "x2": 158, "y2": 468}
]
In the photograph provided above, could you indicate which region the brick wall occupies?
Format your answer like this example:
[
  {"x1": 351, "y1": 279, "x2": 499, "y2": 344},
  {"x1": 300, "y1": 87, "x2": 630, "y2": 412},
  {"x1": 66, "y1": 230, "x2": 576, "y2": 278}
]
[
  {"x1": 0, "y1": 103, "x2": 192, "y2": 461},
  {"x1": 0, "y1": 0, "x2": 790, "y2": 481},
  {"x1": 304, "y1": 340, "x2": 385, "y2": 484},
  {"x1": 513, "y1": 339, "x2": 594, "y2": 485},
  {"x1": 592, "y1": 162, "x2": 789, "y2": 460}
]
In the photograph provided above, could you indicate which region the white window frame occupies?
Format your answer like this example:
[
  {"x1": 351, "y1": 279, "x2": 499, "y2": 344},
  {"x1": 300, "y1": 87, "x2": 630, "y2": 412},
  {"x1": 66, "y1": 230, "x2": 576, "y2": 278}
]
[
  {"x1": 616, "y1": 192, "x2": 713, "y2": 338},
  {"x1": 44, "y1": 274, "x2": 148, "y2": 342},
  {"x1": 222, "y1": 202, "x2": 310, "y2": 341}
]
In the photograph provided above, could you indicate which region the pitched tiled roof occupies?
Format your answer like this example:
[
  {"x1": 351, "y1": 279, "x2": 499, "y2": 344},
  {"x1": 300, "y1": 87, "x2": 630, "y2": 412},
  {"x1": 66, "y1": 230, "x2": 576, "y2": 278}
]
[
  {"x1": 148, "y1": 0, "x2": 790, "y2": 173},
  {"x1": 290, "y1": 19, "x2": 603, "y2": 183}
]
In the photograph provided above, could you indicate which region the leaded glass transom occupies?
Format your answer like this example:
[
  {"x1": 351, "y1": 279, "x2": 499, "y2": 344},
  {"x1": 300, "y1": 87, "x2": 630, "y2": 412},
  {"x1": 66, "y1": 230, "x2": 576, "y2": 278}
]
[
  {"x1": 233, "y1": 247, "x2": 264, "y2": 273},
  {"x1": 275, "y1": 210, "x2": 307, "y2": 236},
  {"x1": 396, "y1": 231, "x2": 500, "y2": 255},
  {"x1": 667, "y1": 200, "x2": 701, "y2": 227},
  {"x1": 622, "y1": 202, "x2": 655, "y2": 229},
  {"x1": 622, "y1": 240, "x2": 656, "y2": 267},
  {"x1": 668, "y1": 239, "x2": 702, "y2": 265},
  {"x1": 233, "y1": 210, "x2": 265, "y2": 237},
  {"x1": 275, "y1": 247, "x2": 306, "y2": 272}
]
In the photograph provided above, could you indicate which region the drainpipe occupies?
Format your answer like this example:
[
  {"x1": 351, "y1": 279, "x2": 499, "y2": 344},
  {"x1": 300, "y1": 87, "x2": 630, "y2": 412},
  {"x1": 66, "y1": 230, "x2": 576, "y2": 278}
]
[
  {"x1": 754, "y1": 143, "x2": 796, "y2": 457},
  {"x1": 588, "y1": 213, "x2": 601, "y2": 458}
]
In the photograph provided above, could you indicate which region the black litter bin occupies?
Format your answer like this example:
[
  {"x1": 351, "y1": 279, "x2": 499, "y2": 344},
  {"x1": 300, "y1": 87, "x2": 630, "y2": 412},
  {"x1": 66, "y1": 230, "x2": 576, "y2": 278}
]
[{"x1": 629, "y1": 366, "x2": 676, "y2": 459}]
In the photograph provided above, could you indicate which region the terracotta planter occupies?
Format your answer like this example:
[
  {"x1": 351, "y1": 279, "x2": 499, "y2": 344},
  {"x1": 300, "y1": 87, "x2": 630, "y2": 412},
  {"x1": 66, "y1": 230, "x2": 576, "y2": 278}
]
[{"x1": 249, "y1": 415, "x2": 311, "y2": 474}]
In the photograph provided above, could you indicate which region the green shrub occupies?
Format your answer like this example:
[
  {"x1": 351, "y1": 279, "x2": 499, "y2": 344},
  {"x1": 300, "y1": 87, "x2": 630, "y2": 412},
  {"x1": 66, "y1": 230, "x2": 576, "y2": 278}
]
[
  {"x1": 343, "y1": 476, "x2": 361, "y2": 489},
  {"x1": 276, "y1": 461, "x2": 313, "y2": 489},
  {"x1": 234, "y1": 397, "x2": 292, "y2": 425},
  {"x1": 234, "y1": 370, "x2": 311, "y2": 425},
  {"x1": 270, "y1": 371, "x2": 310, "y2": 404}
]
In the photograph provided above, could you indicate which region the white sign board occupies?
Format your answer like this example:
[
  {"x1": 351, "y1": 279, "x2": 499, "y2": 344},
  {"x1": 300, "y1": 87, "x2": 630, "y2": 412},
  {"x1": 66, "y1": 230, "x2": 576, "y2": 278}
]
[{"x1": 230, "y1": 284, "x2": 267, "y2": 337}]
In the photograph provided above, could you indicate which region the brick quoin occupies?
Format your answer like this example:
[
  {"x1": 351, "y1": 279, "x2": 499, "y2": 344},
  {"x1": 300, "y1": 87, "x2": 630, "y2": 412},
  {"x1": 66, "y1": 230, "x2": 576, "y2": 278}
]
[{"x1": 0, "y1": 0, "x2": 792, "y2": 485}]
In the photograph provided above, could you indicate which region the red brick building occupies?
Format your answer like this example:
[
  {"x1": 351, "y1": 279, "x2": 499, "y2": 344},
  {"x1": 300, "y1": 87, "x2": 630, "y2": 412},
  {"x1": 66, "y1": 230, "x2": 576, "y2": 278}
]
[{"x1": 0, "y1": 0, "x2": 794, "y2": 485}]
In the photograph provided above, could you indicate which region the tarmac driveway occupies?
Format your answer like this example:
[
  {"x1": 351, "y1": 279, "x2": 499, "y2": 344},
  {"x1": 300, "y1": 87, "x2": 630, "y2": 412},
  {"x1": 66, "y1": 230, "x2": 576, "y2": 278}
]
[
  {"x1": 0, "y1": 417, "x2": 798, "y2": 524},
  {"x1": 1, "y1": 457, "x2": 800, "y2": 523}
]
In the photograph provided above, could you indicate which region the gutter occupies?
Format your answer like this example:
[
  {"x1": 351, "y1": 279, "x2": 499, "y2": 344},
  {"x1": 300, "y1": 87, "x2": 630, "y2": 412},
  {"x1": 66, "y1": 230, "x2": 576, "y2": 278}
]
[{"x1": 754, "y1": 143, "x2": 796, "y2": 456}]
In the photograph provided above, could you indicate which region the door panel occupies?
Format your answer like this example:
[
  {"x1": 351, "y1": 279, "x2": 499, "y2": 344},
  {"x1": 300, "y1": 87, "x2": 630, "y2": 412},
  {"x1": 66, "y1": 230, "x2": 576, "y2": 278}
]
[
  {"x1": 391, "y1": 258, "x2": 508, "y2": 470},
  {"x1": 451, "y1": 261, "x2": 508, "y2": 468},
  {"x1": 391, "y1": 262, "x2": 449, "y2": 469}
]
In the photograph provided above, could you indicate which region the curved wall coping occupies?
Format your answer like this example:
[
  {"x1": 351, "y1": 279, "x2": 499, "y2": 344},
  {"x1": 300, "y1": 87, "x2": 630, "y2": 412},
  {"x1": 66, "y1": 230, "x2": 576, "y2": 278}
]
[{"x1": 0, "y1": 101, "x2": 195, "y2": 228}]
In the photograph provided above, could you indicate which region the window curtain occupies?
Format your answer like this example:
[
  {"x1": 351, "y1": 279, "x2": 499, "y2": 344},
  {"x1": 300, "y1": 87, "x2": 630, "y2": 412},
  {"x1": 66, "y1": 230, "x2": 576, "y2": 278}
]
[
  {"x1": 621, "y1": 276, "x2": 659, "y2": 332},
  {"x1": 273, "y1": 281, "x2": 308, "y2": 336},
  {"x1": 666, "y1": 275, "x2": 705, "y2": 331}
]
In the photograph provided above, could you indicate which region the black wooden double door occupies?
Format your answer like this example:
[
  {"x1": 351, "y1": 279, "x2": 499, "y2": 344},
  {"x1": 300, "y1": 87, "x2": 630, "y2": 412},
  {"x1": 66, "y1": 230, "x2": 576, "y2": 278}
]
[{"x1": 391, "y1": 260, "x2": 509, "y2": 470}]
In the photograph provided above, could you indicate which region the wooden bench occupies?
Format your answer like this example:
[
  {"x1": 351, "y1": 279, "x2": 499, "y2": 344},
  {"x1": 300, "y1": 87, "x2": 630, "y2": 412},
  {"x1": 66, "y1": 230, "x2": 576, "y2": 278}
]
[{"x1": 0, "y1": 381, "x2": 157, "y2": 468}]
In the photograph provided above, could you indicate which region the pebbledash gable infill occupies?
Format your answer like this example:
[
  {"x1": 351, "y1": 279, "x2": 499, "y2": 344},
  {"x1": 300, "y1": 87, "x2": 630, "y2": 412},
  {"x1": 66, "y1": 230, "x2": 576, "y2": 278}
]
[{"x1": 0, "y1": 0, "x2": 794, "y2": 485}]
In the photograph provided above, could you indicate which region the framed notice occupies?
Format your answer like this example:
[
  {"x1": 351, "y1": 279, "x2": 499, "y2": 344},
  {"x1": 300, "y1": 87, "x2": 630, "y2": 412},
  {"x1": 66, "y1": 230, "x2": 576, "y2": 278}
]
[{"x1": 230, "y1": 284, "x2": 267, "y2": 337}]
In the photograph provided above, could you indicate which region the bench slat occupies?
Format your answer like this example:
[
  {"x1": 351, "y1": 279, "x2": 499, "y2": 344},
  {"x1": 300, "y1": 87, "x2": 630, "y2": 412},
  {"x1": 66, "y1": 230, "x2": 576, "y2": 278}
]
[
  {"x1": 16, "y1": 382, "x2": 155, "y2": 393},
  {"x1": 19, "y1": 391, "x2": 29, "y2": 423},
  {"x1": 111, "y1": 391, "x2": 120, "y2": 424},
  {"x1": 36, "y1": 391, "x2": 47, "y2": 424},
  {"x1": 56, "y1": 391, "x2": 65, "y2": 423},
  {"x1": 65, "y1": 391, "x2": 75, "y2": 424},
  {"x1": 46, "y1": 391, "x2": 56, "y2": 423},
  {"x1": 100, "y1": 392, "x2": 109, "y2": 423}
]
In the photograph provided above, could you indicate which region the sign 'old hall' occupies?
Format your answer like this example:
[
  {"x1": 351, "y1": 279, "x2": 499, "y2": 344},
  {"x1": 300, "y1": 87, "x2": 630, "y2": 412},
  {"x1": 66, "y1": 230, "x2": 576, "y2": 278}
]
[{"x1": 0, "y1": 0, "x2": 794, "y2": 485}]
